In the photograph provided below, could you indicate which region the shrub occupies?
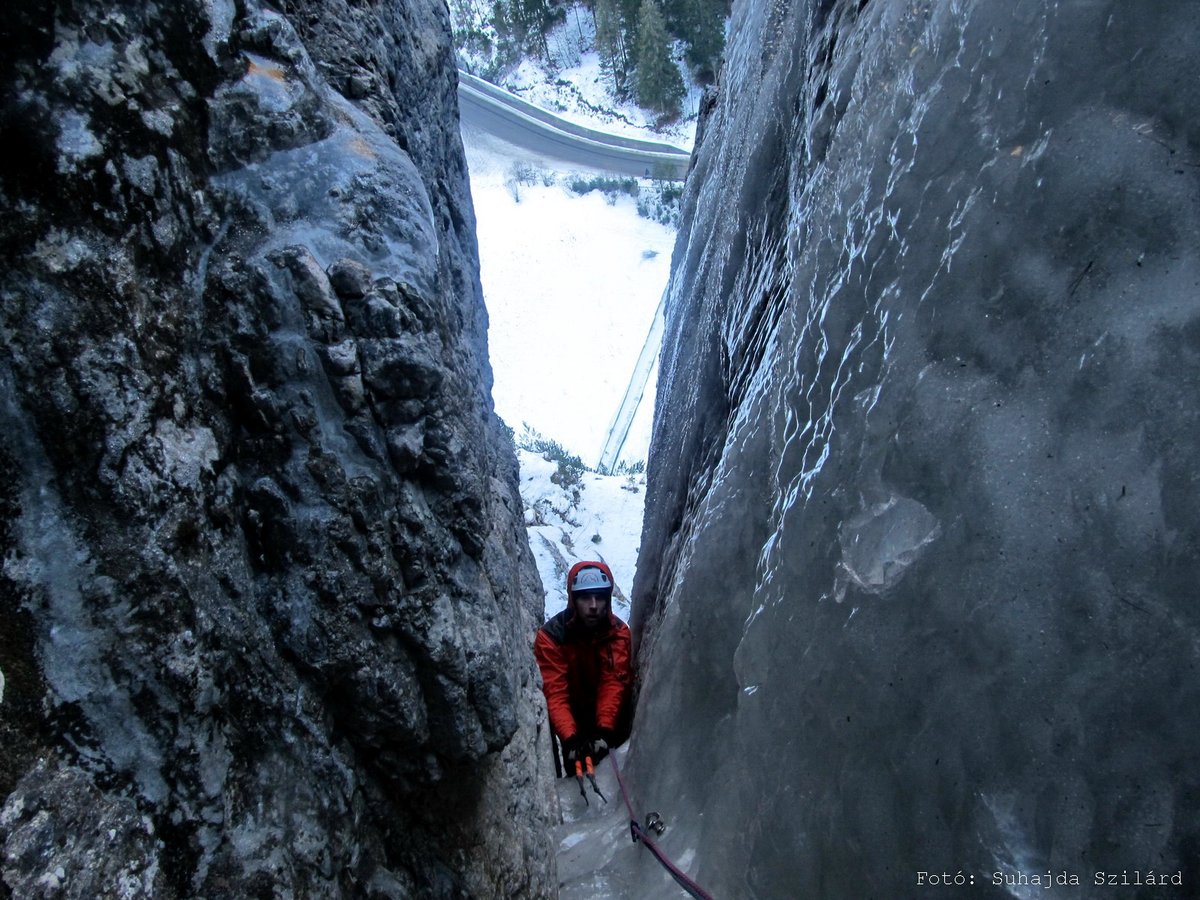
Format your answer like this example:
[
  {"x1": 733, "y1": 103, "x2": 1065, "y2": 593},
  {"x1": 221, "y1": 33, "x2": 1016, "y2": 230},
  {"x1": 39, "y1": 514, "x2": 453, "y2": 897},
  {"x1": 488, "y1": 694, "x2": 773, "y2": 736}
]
[
  {"x1": 515, "y1": 424, "x2": 589, "y2": 489},
  {"x1": 636, "y1": 180, "x2": 683, "y2": 226},
  {"x1": 505, "y1": 162, "x2": 550, "y2": 202},
  {"x1": 567, "y1": 175, "x2": 639, "y2": 201}
]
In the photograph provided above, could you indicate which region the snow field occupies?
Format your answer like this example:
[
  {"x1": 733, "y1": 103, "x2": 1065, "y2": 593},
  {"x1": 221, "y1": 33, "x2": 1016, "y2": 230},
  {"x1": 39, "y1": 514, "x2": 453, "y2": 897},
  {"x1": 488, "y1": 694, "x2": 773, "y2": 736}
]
[
  {"x1": 465, "y1": 129, "x2": 671, "y2": 469},
  {"x1": 463, "y1": 109, "x2": 670, "y2": 620},
  {"x1": 517, "y1": 449, "x2": 646, "y2": 619}
]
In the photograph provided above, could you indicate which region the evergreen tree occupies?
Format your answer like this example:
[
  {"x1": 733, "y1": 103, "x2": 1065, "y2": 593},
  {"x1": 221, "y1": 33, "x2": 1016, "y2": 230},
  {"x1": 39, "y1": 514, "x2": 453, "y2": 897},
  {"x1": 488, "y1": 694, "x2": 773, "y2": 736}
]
[
  {"x1": 492, "y1": 0, "x2": 563, "y2": 62},
  {"x1": 616, "y1": 0, "x2": 644, "y2": 78},
  {"x1": 633, "y1": 0, "x2": 684, "y2": 117},
  {"x1": 617, "y1": 0, "x2": 643, "y2": 35},
  {"x1": 595, "y1": 0, "x2": 631, "y2": 95},
  {"x1": 658, "y1": 0, "x2": 688, "y2": 41},
  {"x1": 682, "y1": 0, "x2": 724, "y2": 83}
]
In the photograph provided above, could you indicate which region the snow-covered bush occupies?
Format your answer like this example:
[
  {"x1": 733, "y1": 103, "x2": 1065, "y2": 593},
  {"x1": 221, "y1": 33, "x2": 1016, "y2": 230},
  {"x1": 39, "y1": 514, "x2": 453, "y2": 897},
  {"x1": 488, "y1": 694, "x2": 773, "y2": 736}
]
[
  {"x1": 514, "y1": 424, "x2": 587, "y2": 491},
  {"x1": 636, "y1": 179, "x2": 683, "y2": 226},
  {"x1": 566, "y1": 175, "x2": 639, "y2": 203},
  {"x1": 504, "y1": 162, "x2": 551, "y2": 202}
]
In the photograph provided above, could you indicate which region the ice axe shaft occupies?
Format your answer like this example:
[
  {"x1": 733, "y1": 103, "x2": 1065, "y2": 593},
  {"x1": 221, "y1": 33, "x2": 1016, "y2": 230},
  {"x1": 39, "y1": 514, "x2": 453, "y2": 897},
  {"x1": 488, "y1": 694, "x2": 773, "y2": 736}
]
[{"x1": 584, "y1": 756, "x2": 607, "y2": 803}]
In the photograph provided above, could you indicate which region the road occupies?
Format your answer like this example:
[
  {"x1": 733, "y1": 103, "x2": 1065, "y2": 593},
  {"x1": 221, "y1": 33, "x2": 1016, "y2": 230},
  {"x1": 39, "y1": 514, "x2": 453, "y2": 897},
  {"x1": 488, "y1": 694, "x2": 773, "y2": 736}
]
[{"x1": 457, "y1": 71, "x2": 692, "y2": 182}]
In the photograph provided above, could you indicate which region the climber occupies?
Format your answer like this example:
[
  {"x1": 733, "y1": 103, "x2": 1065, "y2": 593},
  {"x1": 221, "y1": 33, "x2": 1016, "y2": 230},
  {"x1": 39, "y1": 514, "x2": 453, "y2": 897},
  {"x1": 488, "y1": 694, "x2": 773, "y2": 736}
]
[{"x1": 534, "y1": 560, "x2": 633, "y2": 775}]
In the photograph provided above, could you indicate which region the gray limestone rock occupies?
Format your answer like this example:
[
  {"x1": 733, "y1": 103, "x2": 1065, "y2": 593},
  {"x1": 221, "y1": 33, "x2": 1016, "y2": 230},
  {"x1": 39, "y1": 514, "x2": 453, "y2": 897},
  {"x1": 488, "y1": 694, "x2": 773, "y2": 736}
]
[
  {"x1": 2, "y1": 761, "x2": 165, "y2": 898},
  {"x1": 0, "y1": 0, "x2": 555, "y2": 896}
]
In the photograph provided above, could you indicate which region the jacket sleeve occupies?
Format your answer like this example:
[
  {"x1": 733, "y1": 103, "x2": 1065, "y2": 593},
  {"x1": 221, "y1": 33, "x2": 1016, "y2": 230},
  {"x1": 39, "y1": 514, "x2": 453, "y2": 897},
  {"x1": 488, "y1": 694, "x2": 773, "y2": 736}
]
[
  {"x1": 595, "y1": 623, "x2": 632, "y2": 733},
  {"x1": 534, "y1": 628, "x2": 578, "y2": 741}
]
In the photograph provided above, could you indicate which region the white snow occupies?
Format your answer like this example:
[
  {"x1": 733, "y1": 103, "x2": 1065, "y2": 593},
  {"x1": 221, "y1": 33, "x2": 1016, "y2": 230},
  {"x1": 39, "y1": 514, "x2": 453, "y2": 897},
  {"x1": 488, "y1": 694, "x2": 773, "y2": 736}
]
[
  {"x1": 463, "y1": 131, "x2": 672, "y2": 470},
  {"x1": 460, "y1": 27, "x2": 691, "y2": 619},
  {"x1": 506, "y1": 50, "x2": 700, "y2": 148},
  {"x1": 516, "y1": 448, "x2": 646, "y2": 619}
]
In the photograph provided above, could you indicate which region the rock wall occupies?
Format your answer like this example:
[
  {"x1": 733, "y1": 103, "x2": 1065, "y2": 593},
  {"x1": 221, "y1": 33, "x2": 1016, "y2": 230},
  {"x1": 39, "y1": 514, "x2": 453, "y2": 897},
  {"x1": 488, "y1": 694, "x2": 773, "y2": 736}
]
[
  {"x1": 631, "y1": 0, "x2": 1200, "y2": 896},
  {"x1": 0, "y1": 1, "x2": 556, "y2": 896}
]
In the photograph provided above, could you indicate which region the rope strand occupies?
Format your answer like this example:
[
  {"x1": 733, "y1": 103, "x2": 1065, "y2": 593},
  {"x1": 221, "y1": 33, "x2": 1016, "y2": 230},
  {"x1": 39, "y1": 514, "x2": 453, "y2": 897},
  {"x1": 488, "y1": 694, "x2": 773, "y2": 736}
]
[{"x1": 608, "y1": 753, "x2": 717, "y2": 900}]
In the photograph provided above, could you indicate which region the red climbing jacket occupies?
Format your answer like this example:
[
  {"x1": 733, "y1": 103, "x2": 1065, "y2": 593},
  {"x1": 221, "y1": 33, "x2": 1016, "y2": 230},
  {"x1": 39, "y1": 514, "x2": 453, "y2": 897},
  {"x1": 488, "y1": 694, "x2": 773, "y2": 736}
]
[{"x1": 533, "y1": 560, "x2": 632, "y2": 744}]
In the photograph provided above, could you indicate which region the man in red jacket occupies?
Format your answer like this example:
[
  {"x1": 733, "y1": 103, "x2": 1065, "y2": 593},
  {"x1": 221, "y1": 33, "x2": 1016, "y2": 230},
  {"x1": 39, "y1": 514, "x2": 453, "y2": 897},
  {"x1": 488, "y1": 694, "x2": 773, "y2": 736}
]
[{"x1": 534, "y1": 560, "x2": 633, "y2": 772}]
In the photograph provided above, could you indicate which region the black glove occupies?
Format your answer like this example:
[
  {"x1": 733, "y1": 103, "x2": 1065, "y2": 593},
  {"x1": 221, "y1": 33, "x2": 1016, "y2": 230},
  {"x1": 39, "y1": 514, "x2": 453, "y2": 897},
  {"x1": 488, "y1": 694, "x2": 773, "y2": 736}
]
[
  {"x1": 562, "y1": 734, "x2": 585, "y2": 765},
  {"x1": 588, "y1": 736, "x2": 609, "y2": 760}
]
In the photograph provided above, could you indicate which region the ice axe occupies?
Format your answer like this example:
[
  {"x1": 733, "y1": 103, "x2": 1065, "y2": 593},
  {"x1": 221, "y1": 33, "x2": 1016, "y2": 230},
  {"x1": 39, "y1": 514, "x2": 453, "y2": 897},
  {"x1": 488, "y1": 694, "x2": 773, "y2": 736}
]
[
  {"x1": 574, "y1": 759, "x2": 589, "y2": 805},
  {"x1": 584, "y1": 756, "x2": 608, "y2": 804}
]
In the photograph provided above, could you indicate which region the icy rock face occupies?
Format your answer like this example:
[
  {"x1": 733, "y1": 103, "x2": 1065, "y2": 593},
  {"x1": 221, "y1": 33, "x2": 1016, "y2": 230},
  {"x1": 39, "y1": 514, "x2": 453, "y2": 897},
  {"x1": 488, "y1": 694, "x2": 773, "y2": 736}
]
[
  {"x1": 631, "y1": 0, "x2": 1200, "y2": 896},
  {"x1": 0, "y1": 1, "x2": 555, "y2": 896}
]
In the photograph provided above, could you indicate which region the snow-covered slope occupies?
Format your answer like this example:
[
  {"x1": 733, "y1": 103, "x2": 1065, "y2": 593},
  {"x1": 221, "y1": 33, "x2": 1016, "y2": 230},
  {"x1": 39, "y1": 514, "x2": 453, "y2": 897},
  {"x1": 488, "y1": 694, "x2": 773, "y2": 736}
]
[
  {"x1": 458, "y1": 3, "x2": 699, "y2": 472},
  {"x1": 451, "y1": 2, "x2": 702, "y2": 148},
  {"x1": 459, "y1": 30, "x2": 678, "y2": 620},
  {"x1": 463, "y1": 131, "x2": 672, "y2": 469},
  {"x1": 517, "y1": 449, "x2": 645, "y2": 620}
]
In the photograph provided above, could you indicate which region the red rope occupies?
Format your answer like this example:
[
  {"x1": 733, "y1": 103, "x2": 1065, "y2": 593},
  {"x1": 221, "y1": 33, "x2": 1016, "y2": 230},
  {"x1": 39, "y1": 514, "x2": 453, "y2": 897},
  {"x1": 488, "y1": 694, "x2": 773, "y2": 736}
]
[{"x1": 608, "y1": 753, "x2": 717, "y2": 900}]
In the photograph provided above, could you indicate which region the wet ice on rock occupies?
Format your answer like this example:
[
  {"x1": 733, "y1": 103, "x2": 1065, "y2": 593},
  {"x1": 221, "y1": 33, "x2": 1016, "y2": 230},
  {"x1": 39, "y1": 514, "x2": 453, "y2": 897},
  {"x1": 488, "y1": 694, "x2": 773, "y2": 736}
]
[
  {"x1": 835, "y1": 495, "x2": 941, "y2": 599},
  {"x1": 552, "y1": 747, "x2": 695, "y2": 900},
  {"x1": 627, "y1": 0, "x2": 1200, "y2": 897}
]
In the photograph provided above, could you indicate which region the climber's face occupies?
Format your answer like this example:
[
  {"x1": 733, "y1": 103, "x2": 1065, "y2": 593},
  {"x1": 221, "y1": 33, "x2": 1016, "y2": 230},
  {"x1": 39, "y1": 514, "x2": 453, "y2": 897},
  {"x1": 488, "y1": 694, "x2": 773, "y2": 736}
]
[{"x1": 573, "y1": 592, "x2": 607, "y2": 629}]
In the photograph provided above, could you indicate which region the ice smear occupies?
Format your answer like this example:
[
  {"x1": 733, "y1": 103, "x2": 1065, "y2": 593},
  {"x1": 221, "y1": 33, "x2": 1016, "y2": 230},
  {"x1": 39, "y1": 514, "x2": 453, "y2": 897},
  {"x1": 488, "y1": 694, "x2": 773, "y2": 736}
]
[
  {"x1": 837, "y1": 495, "x2": 941, "y2": 597},
  {"x1": 0, "y1": 364, "x2": 169, "y2": 803},
  {"x1": 56, "y1": 110, "x2": 103, "y2": 170},
  {"x1": 553, "y1": 745, "x2": 694, "y2": 898},
  {"x1": 981, "y1": 793, "x2": 1046, "y2": 900},
  {"x1": 213, "y1": 93, "x2": 439, "y2": 297}
]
